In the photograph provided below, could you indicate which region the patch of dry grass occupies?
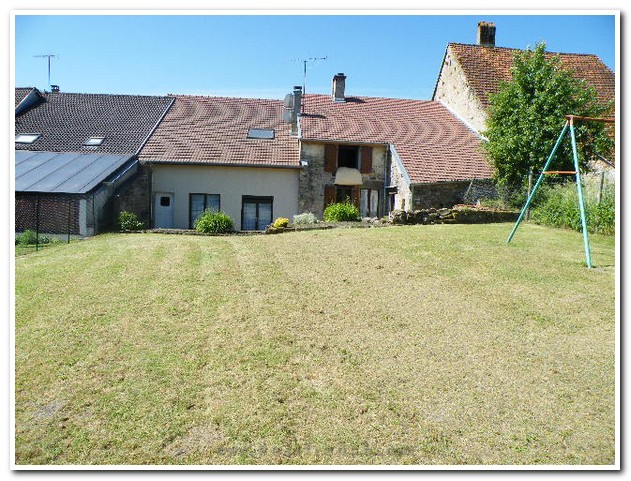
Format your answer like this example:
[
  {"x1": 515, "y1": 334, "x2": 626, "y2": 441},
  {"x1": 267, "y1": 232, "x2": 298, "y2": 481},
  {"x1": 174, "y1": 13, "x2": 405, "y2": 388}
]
[{"x1": 14, "y1": 224, "x2": 616, "y2": 465}]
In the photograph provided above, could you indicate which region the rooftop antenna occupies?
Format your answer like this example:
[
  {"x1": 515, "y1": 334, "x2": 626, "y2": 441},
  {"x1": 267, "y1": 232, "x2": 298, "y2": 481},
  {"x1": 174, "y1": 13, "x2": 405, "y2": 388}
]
[
  {"x1": 292, "y1": 56, "x2": 328, "y2": 96},
  {"x1": 34, "y1": 53, "x2": 57, "y2": 91}
]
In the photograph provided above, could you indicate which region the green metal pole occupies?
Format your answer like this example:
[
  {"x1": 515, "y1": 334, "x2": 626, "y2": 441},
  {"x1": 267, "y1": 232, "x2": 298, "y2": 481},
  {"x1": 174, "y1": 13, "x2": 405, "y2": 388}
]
[
  {"x1": 569, "y1": 121, "x2": 592, "y2": 268},
  {"x1": 506, "y1": 121, "x2": 569, "y2": 244}
]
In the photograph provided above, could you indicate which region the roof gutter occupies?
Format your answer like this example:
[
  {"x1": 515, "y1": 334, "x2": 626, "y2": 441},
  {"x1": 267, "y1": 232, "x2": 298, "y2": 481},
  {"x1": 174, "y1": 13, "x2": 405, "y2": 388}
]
[{"x1": 144, "y1": 159, "x2": 302, "y2": 169}]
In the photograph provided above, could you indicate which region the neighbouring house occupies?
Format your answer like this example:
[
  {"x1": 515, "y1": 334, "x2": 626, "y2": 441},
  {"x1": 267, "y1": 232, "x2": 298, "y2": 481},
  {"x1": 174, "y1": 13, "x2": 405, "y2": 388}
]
[
  {"x1": 291, "y1": 73, "x2": 493, "y2": 218},
  {"x1": 138, "y1": 95, "x2": 301, "y2": 231},
  {"x1": 433, "y1": 21, "x2": 616, "y2": 135},
  {"x1": 14, "y1": 88, "x2": 173, "y2": 236}
]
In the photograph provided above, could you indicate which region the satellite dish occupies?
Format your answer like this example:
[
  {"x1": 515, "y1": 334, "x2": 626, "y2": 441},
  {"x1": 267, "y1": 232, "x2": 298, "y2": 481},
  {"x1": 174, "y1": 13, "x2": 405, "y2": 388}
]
[
  {"x1": 283, "y1": 93, "x2": 294, "y2": 109},
  {"x1": 283, "y1": 110, "x2": 295, "y2": 123}
]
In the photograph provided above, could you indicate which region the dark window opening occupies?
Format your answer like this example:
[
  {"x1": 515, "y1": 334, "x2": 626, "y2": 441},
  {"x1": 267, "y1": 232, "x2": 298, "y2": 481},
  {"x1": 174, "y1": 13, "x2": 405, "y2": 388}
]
[
  {"x1": 242, "y1": 196, "x2": 273, "y2": 231},
  {"x1": 189, "y1": 193, "x2": 220, "y2": 228},
  {"x1": 335, "y1": 186, "x2": 354, "y2": 204},
  {"x1": 338, "y1": 145, "x2": 359, "y2": 169},
  {"x1": 160, "y1": 196, "x2": 171, "y2": 207}
]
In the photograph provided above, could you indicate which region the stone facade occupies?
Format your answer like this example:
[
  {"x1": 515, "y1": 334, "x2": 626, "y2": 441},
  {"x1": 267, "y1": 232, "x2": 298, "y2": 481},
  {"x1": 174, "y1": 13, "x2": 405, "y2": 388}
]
[
  {"x1": 412, "y1": 181, "x2": 482, "y2": 210},
  {"x1": 388, "y1": 151, "x2": 412, "y2": 212},
  {"x1": 298, "y1": 141, "x2": 388, "y2": 219},
  {"x1": 115, "y1": 163, "x2": 153, "y2": 227},
  {"x1": 433, "y1": 48, "x2": 487, "y2": 133}
]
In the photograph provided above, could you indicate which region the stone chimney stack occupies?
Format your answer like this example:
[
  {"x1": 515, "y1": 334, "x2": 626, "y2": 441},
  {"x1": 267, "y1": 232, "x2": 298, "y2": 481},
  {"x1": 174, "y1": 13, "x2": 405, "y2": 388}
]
[
  {"x1": 332, "y1": 73, "x2": 346, "y2": 102},
  {"x1": 477, "y1": 21, "x2": 496, "y2": 47}
]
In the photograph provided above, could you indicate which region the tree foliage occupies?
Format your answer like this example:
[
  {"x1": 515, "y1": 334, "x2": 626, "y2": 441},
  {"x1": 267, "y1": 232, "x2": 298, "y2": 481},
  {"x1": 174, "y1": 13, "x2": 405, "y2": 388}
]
[{"x1": 484, "y1": 43, "x2": 614, "y2": 193}]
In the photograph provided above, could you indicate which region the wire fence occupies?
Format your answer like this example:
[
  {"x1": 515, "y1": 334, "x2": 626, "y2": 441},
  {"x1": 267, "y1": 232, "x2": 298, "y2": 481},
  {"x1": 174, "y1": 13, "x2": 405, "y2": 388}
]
[{"x1": 15, "y1": 190, "x2": 114, "y2": 253}]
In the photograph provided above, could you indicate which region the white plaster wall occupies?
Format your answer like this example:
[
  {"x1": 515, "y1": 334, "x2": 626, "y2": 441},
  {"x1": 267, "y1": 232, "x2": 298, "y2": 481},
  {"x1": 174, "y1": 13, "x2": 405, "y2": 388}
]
[
  {"x1": 433, "y1": 48, "x2": 488, "y2": 133},
  {"x1": 151, "y1": 164, "x2": 300, "y2": 230}
]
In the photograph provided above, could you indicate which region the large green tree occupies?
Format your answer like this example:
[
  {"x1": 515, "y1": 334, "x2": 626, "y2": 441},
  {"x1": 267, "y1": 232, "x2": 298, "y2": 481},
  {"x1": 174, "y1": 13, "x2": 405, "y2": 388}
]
[{"x1": 484, "y1": 42, "x2": 613, "y2": 194}]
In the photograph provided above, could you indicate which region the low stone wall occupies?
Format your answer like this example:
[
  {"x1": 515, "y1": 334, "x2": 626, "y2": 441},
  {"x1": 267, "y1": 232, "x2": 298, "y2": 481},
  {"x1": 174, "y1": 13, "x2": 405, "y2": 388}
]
[{"x1": 390, "y1": 205, "x2": 518, "y2": 225}]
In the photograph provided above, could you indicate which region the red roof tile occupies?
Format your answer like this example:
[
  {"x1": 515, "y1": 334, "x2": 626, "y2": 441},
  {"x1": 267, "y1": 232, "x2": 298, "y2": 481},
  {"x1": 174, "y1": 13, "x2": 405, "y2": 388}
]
[
  {"x1": 139, "y1": 96, "x2": 300, "y2": 168},
  {"x1": 299, "y1": 94, "x2": 492, "y2": 184},
  {"x1": 448, "y1": 43, "x2": 615, "y2": 111}
]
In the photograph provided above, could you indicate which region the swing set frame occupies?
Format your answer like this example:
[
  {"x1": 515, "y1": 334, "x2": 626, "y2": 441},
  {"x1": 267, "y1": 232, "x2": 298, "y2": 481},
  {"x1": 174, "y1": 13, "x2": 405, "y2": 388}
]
[{"x1": 506, "y1": 115, "x2": 614, "y2": 269}]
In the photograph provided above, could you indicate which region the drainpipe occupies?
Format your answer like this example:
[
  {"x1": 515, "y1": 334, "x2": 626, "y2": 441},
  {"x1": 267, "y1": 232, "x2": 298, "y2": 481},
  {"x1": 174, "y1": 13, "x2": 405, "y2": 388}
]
[{"x1": 383, "y1": 145, "x2": 390, "y2": 217}]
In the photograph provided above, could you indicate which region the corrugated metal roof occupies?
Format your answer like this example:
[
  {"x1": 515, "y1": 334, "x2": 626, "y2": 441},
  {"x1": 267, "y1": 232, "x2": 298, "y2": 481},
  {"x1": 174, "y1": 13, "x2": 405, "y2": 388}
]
[{"x1": 15, "y1": 150, "x2": 134, "y2": 194}]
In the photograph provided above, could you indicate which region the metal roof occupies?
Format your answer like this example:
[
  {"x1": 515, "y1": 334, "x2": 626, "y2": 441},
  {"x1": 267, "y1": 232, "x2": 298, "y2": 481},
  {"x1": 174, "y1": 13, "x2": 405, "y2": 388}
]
[{"x1": 15, "y1": 150, "x2": 135, "y2": 194}]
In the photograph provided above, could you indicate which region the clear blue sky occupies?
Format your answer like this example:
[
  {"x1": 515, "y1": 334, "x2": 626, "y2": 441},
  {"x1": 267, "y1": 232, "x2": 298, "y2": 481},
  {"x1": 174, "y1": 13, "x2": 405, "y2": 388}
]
[{"x1": 14, "y1": 13, "x2": 616, "y2": 100}]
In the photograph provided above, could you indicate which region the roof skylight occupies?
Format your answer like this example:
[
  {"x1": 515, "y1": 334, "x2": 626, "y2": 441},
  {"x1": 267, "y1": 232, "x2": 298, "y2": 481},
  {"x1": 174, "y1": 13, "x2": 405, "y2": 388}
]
[
  {"x1": 15, "y1": 133, "x2": 41, "y2": 144},
  {"x1": 84, "y1": 136, "x2": 105, "y2": 146},
  {"x1": 247, "y1": 128, "x2": 275, "y2": 140}
]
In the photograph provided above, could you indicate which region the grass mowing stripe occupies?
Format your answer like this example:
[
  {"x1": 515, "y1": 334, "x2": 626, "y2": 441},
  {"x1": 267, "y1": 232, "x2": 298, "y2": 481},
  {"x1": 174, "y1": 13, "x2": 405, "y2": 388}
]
[{"x1": 15, "y1": 224, "x2": 615, "y2": 465}]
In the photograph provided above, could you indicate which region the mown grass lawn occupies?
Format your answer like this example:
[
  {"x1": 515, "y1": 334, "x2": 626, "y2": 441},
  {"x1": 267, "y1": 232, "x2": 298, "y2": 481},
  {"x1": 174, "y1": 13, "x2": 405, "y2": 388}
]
[{"x1": 14, "y1": 223, "x2": 616, "y2": 466}]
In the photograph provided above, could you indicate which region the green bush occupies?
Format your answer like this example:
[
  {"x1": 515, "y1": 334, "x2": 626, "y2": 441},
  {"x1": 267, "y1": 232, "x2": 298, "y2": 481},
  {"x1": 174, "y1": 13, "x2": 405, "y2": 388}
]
[
  {"x1": 16, "y1": 230, "x2": 39, "y2": 245},
  {"x1": 118, "y1": 211, "x2": 144, "y2": 231},
  {"x1": 272, "y1": 217, "x2": 290, "y2": 229},
  {"x1": 194, "y1": 210, "x2": 234, "y2": 234},
  {"x1": 323, "y1": 201, "x2": 361, "y2": 222},
  {"x1": 530, "y1": 182, "x2": 615, "y2": 235},
  {"x1": 293, "y1": 212, "x2": 318, "y2": 225}
]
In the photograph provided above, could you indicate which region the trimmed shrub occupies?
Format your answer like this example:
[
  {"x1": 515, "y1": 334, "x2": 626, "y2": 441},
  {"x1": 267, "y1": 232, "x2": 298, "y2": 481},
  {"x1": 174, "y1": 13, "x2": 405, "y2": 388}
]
[
  {"x1": 292, "y1": 212, "x2": 318, "y2": 225},
  {"x1": 194, "y1": 210, "x2": 234, "y2": 234},
  {"x1": 272, "y1": 217, "x2": 290, "y2": 229},
  {"x1": 323, "y1": 201, "x2": 361, "y2": 222},
  {"x1": 118, "y1": 211, "x2": 144, "y2": 231}
]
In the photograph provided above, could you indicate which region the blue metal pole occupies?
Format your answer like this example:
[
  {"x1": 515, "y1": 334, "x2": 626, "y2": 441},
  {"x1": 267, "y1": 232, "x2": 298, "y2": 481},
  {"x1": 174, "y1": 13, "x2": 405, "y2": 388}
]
[
  {"x1": 506, "y1": 122, "x2": 569, "y2": 244},
  {"x1": 569, "y1": 120, "x2": 592, "y2": 268}
]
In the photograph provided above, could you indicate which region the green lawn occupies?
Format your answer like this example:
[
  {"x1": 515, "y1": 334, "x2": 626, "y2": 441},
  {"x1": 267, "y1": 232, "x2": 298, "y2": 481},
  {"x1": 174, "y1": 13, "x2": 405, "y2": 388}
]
[{"x1": 14, "y1": 223, "x2": 616, "y2": 466}]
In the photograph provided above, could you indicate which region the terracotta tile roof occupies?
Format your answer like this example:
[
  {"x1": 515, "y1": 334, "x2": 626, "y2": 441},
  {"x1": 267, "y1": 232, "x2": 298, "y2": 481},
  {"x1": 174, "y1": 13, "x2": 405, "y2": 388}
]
[
  {"x1": 139, "y1": 96, "x2": 300, "y2": 168},
  {"x1": 15, "y1": 91, "x2": 174, "y2": 155},
  {"x1": 299, "y1": 94, "x2": 492, "y2": 184},
  {"x1": 447, "y1": 43, "x2": 615, "y2": 111}
]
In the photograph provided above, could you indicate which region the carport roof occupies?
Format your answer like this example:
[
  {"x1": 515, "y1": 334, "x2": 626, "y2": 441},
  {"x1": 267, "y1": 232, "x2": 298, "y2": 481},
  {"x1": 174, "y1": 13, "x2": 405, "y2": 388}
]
[{"x1": 15, "y1": 150, "x2": 134, "y2": 194}]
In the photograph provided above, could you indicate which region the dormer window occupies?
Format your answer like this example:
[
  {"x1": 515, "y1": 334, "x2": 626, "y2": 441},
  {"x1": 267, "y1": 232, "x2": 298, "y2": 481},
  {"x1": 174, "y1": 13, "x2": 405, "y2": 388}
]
[
  {"x1": 84, "y1": 136, "x2": 105, "y2": 146},
  {"x1": 247, "y1": 128, "x2": 274, "y2": 139},
  {"x1": 15, "y1": 133, "x2": 41, "y2": 144}
]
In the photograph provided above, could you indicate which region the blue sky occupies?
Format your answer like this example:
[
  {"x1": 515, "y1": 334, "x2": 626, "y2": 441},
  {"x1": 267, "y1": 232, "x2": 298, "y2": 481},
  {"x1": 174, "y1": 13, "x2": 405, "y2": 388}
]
[{"x1": 14, "y1": 13, "x2": 616, "y2": 100}]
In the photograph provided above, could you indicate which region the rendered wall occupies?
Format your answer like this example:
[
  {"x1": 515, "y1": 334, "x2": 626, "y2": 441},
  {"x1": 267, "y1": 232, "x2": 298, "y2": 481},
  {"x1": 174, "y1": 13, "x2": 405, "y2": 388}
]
[{"x1": 151, "y1": 164, "x2": 300, "y2": 230}]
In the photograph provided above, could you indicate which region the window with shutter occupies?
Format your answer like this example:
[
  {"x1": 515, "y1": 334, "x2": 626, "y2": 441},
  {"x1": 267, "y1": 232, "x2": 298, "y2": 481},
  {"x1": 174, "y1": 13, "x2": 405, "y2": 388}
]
[
  {"x1": 324, "y1": 144, "x2": 337, "y2": 172},
  {"x1": 360, "y1": 146, "x2": 373, "y2": 173},
  {"x1": 324, "y1": 185, "x2": 336, "y2": 207}
]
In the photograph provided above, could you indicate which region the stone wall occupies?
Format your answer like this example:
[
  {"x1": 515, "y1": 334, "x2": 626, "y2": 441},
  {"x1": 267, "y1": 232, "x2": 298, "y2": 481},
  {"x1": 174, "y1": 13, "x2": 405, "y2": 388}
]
[
  {"x1": 115, "y1": 163, "x2": 153, "y2": 227},
  {"x1": 433, "y1": 48, "x2": 487, "y2": 133},
  {"x1": 388, "y1": 152, "x2": 412, "y2": 212},
  {"x1": 298, "y1": 141, "x2": 387, "y2": 219},
  {"x1": 412, "y1": 181, "x2": 472, "y2": 209}
]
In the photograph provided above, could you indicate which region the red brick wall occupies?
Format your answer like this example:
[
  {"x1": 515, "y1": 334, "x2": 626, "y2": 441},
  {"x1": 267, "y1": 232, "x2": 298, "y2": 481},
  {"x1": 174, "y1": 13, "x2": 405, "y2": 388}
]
[{"x1": 15, "y1": 193, "x2": 81, "y2": 235}]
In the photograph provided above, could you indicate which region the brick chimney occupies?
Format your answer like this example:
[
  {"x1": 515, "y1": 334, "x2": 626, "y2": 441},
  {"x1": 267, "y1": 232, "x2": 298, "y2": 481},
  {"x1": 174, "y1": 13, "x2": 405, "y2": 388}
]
[
  {"x1": 332, "y1": 73, "x2": 346, "y2": 102},
  {"x1": 477, "y1": 21, "x2": 496, "y2": 47}
]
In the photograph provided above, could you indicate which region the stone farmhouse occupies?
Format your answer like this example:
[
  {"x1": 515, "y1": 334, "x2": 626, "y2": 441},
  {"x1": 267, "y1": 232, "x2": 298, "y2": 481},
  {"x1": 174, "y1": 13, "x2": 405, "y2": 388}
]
[
  {"x1": 433, "y1": 21, "x2": 616, "y2": 135},
  {"x1": 14, "y1": 22, "x2": 615, "y2": 234}
]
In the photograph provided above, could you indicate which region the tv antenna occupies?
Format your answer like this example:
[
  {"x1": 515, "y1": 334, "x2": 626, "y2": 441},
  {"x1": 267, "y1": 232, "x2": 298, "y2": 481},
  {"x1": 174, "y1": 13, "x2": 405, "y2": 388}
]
[
  {"x1": 34, "y1": 53, "x2": 57, "y2": 90},
  {"x1": 292, "y1": 56, "x2": 328, "y2": 95}
]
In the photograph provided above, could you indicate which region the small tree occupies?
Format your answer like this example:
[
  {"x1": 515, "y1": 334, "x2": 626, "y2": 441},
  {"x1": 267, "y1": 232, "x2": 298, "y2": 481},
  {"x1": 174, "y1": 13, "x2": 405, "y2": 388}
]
[{"x1": 484, "y1": 42, "x2": 613, "y2": 197}]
